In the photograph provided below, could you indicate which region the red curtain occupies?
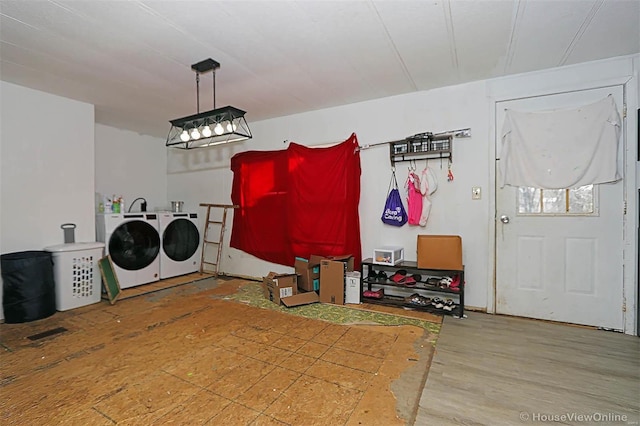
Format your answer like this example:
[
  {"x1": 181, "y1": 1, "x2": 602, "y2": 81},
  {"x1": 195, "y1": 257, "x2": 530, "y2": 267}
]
[{"x1": 230, "y1": 133, "x2": 362, "y2": 269}]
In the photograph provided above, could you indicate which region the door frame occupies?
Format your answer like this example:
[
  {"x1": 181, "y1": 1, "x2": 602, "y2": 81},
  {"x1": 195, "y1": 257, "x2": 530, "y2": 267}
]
[{"x1": 486, "y1": 56, "x2": 638, "y2": 335}]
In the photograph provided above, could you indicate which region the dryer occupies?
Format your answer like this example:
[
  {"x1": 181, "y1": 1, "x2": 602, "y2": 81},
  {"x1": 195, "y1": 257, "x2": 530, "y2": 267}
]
[
  {"x1": 96, "y1": 213, "x2": 161, "y2": 288},
  {"x1": 158, "y1": 212, "x2": 202, "y2": 279}
]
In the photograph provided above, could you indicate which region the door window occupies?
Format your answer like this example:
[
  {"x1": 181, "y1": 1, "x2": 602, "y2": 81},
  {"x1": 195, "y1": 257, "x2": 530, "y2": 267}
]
[{"x1": 517, "y1": 185, "x2": 596, "y2": 215}]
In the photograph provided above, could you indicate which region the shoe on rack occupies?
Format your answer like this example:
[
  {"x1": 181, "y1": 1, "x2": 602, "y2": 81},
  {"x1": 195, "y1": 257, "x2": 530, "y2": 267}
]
[
  {"x1": 438, "y1": 277, "x2": 453, "y2": 289},
  {"x1": 377, "y1": 271, "x2": 388, "y2": 282},
  {"x1": 366, "y1": 270, "x2": 379, "y2": 282},
  {"x1": 363, "y1": 289, "x2": 384, "y2": 299},
  {"x1": 432, "y1": 297, "x2": 444, "y2": 309},
  {"x1": 449, "y1": 275, "x2": 462, "y2": 292},
  {"x1": 443, "y1": 299, "x2": 456, "y2": 312},
  {"x1": 398, "y1": 275, "x2": 417, "y2": 286},
  {"x1": 390, "y1": 270, "x2": 408, "y2": 283},
  {"x1": 426, "y1": 277, "x2": 440, "y2": 287},
  {"x1": 405, "y1": 293, "x2": 431, "y2": 307},
  {"x1": 449, "y1": 274, "x2": 460, "y2": 287}
]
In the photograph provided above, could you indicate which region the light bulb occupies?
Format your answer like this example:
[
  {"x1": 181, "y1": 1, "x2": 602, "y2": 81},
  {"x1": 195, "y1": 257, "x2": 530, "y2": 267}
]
[
  {"x1": 190, "y1": 128, "x2": 201, "y2": 140},
  {"x1": 202, "y1": 125, "x2": 212, "y2": 138},
  {"x1": 180, "y1": 130, "x2": 189, "y2": 142},
  {"x1": 214, "y1": 123, "x2": 224, "y2": 135},
  {"x1": 226, "y1": 121, "x2": 237, "y2": 132}
]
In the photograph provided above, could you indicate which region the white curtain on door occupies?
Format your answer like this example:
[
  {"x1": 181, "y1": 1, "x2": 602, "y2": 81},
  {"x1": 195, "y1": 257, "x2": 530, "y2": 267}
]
[{"x1": 499, "y1": 95, "x2": 621, "y2": 189}]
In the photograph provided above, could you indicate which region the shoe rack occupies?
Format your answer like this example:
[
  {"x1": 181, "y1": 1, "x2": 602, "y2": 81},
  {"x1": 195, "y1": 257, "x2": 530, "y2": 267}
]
[{"x1": 360, "y1": 258, "x2": 465, "y2": 317}]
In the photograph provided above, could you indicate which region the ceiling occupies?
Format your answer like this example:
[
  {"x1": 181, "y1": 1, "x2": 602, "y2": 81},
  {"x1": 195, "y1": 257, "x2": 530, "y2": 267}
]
[{"x1": 1, "y1": 0, "x2": 638, "y2": 140}]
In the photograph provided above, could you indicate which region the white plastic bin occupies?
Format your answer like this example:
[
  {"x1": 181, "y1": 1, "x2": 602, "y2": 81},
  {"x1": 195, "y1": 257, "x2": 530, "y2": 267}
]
[
  {"x1": 44, "y1": 242, "x2": 105, "y2": 311},
  {"x1": 345, "y1": 271, "x2": 361, "y2": 304},
  {"x1": 373, "y1": 246, "x2": 404, "y2": 265}
]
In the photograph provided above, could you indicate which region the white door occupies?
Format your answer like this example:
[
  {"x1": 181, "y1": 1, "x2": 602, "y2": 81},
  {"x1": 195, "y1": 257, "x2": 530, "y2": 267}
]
[{"x1": 495, "y1": 86, "x2": 625, "y2": 330}]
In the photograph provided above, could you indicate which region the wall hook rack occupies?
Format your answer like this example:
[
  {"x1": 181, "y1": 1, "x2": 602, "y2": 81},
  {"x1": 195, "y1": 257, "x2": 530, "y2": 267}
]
[{"x1": 389, "y1": 132, "x2": 454, "y2": 166}]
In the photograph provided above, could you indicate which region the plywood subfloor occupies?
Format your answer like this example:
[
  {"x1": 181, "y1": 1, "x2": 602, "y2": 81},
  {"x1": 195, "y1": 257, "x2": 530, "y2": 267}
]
[{"x1": 1, "y1": 277, "x2": 437, "y2": 425}]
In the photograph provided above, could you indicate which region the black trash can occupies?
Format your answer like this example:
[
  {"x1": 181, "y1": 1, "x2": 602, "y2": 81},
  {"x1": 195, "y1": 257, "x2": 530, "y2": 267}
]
[{"x1": 1, "y1": 251, "x2": 56, "y2": 323}]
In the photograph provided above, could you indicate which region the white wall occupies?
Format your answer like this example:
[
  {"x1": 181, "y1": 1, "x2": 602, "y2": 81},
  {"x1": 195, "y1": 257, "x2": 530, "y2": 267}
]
[
  {"x1": 168, "y1": 80, "x2": 493, "y2": 308},
  {"x1": 95, "y1": 124, "x2": 167, "y2": 213},
  {"x1": 0, "y1": 81, "x2": 95, "y2": 320},
  {"x1": 168, "y1": 55, "x2": 639, "y2": 322},
  {"x1": 2, "y1": 55, "x2": 637, "y2": 330},
  {"x1": 1, "y1": 82, "x2": 95, "y2": 249},
  {"x1": 0, "y1": 86, "x2": 167, "y2": 321}
]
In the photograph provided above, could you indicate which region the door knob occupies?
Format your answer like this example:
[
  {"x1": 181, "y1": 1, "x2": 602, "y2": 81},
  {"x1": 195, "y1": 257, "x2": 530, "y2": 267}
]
[{"x1": 500, "y1": 215, "x2": 510, "y2": 224}]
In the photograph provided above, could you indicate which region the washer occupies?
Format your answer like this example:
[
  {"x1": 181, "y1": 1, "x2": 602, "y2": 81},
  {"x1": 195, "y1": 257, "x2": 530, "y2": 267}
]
[
  {"x1": 158, "y1": 212, "x2": 202, "y2": 279},
  {"x1": 96, "y1": 213, "x2": 160, "y2": 288}
]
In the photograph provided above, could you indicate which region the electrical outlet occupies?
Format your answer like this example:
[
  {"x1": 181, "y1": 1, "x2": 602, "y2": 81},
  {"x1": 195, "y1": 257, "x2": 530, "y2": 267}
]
[{"x1": 472, "y1": 186, "x2": 481, "y2": 200}]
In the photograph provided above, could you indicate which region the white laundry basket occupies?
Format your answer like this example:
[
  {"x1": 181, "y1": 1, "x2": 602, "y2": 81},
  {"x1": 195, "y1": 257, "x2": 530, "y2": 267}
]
[{"x1": 44, "y1": 242, "x2": 105, "y2": 311}]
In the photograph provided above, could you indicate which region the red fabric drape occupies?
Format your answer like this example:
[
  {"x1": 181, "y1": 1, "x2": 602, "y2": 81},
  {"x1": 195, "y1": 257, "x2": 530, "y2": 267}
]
[
  {"x1": 230, "y1": 148, "x2": 293, "y2": 265},
  {"x1": 230, "y1": 133, "x2": 361, "y2": 269}
]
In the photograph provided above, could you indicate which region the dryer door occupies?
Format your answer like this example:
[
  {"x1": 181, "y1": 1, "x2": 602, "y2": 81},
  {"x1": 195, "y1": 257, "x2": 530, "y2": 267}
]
[
  {"x1": 109, "y1": 220, "x2": 160, "y2": 270},
  {"x1": 163, "y1": 219, "x2": 200, "y2": 261}
]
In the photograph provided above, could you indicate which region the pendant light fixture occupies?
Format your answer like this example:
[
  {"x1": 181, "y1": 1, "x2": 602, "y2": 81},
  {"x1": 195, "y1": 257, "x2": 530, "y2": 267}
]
[{"x1": 166, "y1": 58, "x2": 252, "y2": 149}]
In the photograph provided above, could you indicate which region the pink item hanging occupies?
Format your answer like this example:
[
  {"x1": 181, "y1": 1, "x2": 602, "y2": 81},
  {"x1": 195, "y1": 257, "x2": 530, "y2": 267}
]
[{"x1": 406, "y1": 171, "x2": 423, "y2": 225}]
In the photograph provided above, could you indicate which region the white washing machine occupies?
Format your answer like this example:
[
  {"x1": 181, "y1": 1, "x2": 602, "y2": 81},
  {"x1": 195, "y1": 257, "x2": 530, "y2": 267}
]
[
  {"x1": 158, "y1": 212, "x2": 202, "y2": 279},
  {"x1": 96, "y1": 213, "x2": 161, "y2": 288}
]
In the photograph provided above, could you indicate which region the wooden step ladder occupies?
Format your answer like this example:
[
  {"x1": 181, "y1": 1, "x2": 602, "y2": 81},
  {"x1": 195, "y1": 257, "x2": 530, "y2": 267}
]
[{"x1": 199, "y1": 203, "x2": 238, "y2": 277}]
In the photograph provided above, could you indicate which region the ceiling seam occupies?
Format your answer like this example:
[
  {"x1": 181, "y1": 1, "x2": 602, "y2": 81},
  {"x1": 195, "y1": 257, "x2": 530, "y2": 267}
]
[
  {"x1": 558, "y1": 0, "x2": 604, "y2": 66},
  {"x1": 291, "y1": 2, "x2": 380, "y2": 103},
  {"x1": 504, "y1": 0, "x2": 526, "y2": 74},
  {"x1": 42, "y1": 1, "x2": 187, "y2": 89},
  {"x1": 137, "y1": 1, "x2": 301, "y2": 108},
  {"x1": 0, "y1": 12, "x2": 42, "y2": 31},
  {"x1": 369, "y1": 1, "x2": 417, "y2": 91},
  {"x1": 133, "y1": 1, "x2": 218, "y2": 68},
  {"x1": 238, "y1": 1, "x2": 345, "y2": 107},
  {"x1": 0, "y1": 38, "x2": 166, "y2": 101},
  {"x1": 442, "y1": 0, "x2": 459, "y2": 78}
]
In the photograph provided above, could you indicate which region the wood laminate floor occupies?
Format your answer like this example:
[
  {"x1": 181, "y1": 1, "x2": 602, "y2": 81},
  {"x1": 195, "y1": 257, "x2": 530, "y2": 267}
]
[{"x1": 415, "y1": 312, "x2": 640, "y2": 425}]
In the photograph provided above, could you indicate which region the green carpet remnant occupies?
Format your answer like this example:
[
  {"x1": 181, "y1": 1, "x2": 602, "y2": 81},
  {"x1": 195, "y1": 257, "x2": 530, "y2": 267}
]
[{"x1": 216, "y1": 282, "x2": 441, "y2": 335}]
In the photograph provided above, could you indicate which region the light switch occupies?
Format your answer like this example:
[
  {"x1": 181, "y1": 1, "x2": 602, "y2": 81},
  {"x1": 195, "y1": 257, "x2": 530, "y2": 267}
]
[{"x1": 472, "y1": 186, "x2": 481, "y2": 200}]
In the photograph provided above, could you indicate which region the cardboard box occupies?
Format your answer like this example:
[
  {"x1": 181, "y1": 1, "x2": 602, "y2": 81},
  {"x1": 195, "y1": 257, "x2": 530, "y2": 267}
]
[
  {"x1": 417, "y1": 235, "x2": 463, "y2": 270},
  {"x1": 262, "y1": 272, "x2": 298, "y2": 305},
  {"x1": 263, "y1": 272, "x2": 320, "y2": 307},
  {"x1": 344, "y1": 271, "x2": 361, "y2": 304},
  {"x1": 319, "y1": 255, "x2": 354, "y2": 305},
  {"x1": 281, "y1": 291, "x2": 319, "y2": 307},
  {"x1": 373, "y1": 246, "x2": 404, "y2": 265},
  {"x1": 294, "y1": 255, "x2": 323, "y2": 292}
]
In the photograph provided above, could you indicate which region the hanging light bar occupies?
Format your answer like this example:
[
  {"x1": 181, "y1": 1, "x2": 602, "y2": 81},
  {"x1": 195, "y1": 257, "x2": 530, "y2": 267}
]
[{"x1": 166, "y1": 58, "x2": 252, "y2": 149}]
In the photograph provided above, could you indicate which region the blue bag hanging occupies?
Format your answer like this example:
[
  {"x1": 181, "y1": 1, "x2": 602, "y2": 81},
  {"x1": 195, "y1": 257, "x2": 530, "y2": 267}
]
[{"x1": 381, "y1": 171, "x2": 408, "y2": 226}]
